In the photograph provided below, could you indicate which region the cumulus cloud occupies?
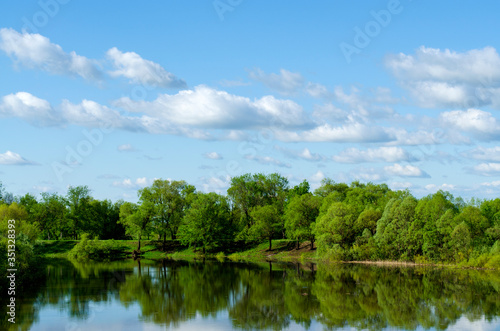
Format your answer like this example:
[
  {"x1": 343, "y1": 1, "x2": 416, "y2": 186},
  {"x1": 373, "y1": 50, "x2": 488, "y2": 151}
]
[
  {"x1": 389, "y1": 181, "x2": 413, "y2": 190},
  {"x1": 117, "y1": 144, "x2": 135, "y2": 152},
  {"x1": 0, "y1": 28, "x2": 102, "y2": 81},
  {"x1": 309, "y1": 170, "x2": 325, "y2": 183},
  {"x1": 112, "y1": 177, "x2": 151, "y2": 190},
  {"x1": 386, "y1": 46, "x2": 500, "y2": 108},
  {"x1": 481, "y1": 180, "x2": 500, "y2": 187},
  {"x1": 466, "y1": 146, "x2": 500, "y2": 162},
  {"x1": 275, "y1": 122, "x2": 392, "y2": 143},
  {"x1": 384, "y1": 163, "x2": 429, "y2": 177},
  {"x1": 425, "y1": 183, "x2": 456, "y2": 193},
  {"x1": 244, "y1": 155, "x2": 291, "y2": 168},
  {"x1": 473, "y1": 163, "x2": 500, "y2": 176},
  {"x1": 0, "y1": 92, "x2": 59, "y2": 126},
  {"x1": 106, "y1": 47, "x2": 186, "y2": 88},
  {"x1": 333, "y1": 147, "x2": 413, "y2": 163},
  {"x1": 274, "y1": 146, "x2": 326, "y2": 162},
  {"x1": 0, "y1": 151, "x2": 36, "y2": 165},
  {"x1": 200, "y1": 174, "x2": 231, "y2": 193},
  {"x1": 249, "y1": 68, "x2": 305, "y2": 95},
  {"x1": 440, "y1": 108, "x2": 500, "y2": 140},
  {"x1": 114, "y1": 85, "x2": 312, "y2": 130},
  {"x1": 204, "y1": 152, "x2": 223, "y2": 160}
]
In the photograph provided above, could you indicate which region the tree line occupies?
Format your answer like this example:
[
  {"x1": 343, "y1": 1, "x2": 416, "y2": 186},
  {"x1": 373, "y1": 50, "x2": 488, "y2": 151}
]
[{"x1": 1, "y1": 174, "x2": 500, "y2": 265}]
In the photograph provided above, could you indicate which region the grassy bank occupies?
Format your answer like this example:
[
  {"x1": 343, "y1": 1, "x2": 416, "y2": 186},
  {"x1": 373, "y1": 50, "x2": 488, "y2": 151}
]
[
  {"x1": 35, "y1": 239, "x2": 500, "y2": 270},
  {"x1": 35, "y1": 239, "x2": 318, "y2": 262}
]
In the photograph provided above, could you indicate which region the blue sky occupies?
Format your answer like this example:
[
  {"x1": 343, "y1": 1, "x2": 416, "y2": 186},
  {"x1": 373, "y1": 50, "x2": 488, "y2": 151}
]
[{"x1": 1, "y1": 0, "x2": 500, "y2": 202}]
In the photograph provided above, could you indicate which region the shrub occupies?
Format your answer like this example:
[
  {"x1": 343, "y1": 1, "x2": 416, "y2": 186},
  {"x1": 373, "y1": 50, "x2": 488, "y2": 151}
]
[{"x1": 68, "y1": 234, "x2": 125, "y2": 261}]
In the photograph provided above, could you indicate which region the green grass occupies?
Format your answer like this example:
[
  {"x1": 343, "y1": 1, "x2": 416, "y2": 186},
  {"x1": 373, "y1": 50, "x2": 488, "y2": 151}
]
[
  {"x1": 35, "y1": 240, "x2": 79, "y2": 258},
  {"x1": 36, "y1": 239, "x2": 317, "y2": 263}
]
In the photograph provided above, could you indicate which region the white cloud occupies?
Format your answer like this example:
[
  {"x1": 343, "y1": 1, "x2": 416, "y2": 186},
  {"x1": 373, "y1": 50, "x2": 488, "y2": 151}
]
[
  {"x1": 0, "y1": 151, "x2": 35, "y2": 165},
  {"x1": 309, "y1": 170, "x2": 325, "y2": 183},
  {"x1": 204, "y1": 152, "x2": 223, "y2": 160},
  {"x1": 200, "y1": 174, "x2": 231, "y2": 193},
  {"x1": 386, "y1": 46, "x2": 500, "y2": 108},
  {"x1": 114, "y1": 85, "x2": 311, "y2": 130},
  {"x1": 333, "y1": 147, "x2": 412, "y2": 163},
  {"x1": 0, "y1": 92, "x2": 59, "y2": 126},
  {"x1": 425, "y1": 183, "x2": 456, "y2": 192},
  {"x1": 275, "y1": 122, "x2": 391, "y2": 143},
  {"x1": 0, "y1": 28, "x2": 101, "y2": 81},
  {"x1": 354, "y1": 171, "x2": 383, "y2": 182},
  {"x1": 473, "y1": 163, "x2": 500, "y2": 176},
  {"x1": 440, "y1": 108, "x2": 500, "y2": 140},
  {"x1": 117, "y1": 144, "x2": 135, "y2": 152},
  {"x1": 384, "y1": 163, "x2": 429, "y2": 177},
  {"x1": 312, "y1": 103, "x2": 349, "y2": 123},
  {"x1": 112, "y1": 177, "x2": 151, "y2": 190},
  {"x1": 244, "y1": 155, "x2": 291, "y2": 168},
  {"x1": 466, "y1": 146, "x2": 500, "y2": 162},
  {"x1": 306, "y1": 82, "x2": 331, "y2": 99},
  {"x1": 106, "y1": 47, "x2": 186, "y2": 88},
  {"x1": 274, "y1": 146, "x2": 325, "y2": 162},
  {"x1": 249, "y1": 68, "x2": 304, "y2": 95},
  {"x1": 481, "y1": 180, "x2": 500, "y2": 187},
  {"x1": 389, "y1": 181, "x2": 413, "y2": 190}
]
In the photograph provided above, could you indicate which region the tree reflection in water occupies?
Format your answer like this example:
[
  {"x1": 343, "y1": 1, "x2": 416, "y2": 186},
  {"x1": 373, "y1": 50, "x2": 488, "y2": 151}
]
[{"x1": 5, "y1": 259, "x2": 500, "y2": 330}]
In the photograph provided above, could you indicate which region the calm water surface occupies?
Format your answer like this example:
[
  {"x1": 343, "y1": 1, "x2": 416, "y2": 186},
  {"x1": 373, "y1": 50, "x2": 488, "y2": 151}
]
[{"x1": 4, "y1": 258, "x2": 500, "y2": 330}]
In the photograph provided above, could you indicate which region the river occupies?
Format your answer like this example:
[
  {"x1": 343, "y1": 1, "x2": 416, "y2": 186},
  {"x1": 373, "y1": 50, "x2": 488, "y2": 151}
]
[{"x1": 4, "y1": 258, "x2": 500, "y2": 330}]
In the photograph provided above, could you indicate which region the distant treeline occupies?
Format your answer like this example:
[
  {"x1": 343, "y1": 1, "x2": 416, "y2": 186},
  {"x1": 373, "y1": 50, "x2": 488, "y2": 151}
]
[{"x1": 1, "y1": 175, "x2": 500, "y2": 266}]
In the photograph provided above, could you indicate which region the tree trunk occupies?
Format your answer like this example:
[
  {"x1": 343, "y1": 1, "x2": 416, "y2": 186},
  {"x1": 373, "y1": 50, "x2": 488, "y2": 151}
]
[
  {"x1": 310, "y1": 238, "x2": 314, "y2": 250},
  {"x1": 296, "y1": 239, "x2": 300, "y2": 250},
  {"x1": 137, "y1": 234, "x2": 141, "y2": 251},
  {"x1": 163, "y1": 233, "x2": 166, "y2": 251},
  {"x1": 203, "y1": 246, "x2": 206, "y2": 255}
]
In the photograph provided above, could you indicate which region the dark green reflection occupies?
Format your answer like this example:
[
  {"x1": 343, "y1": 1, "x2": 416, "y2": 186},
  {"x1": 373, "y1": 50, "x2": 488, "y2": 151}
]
[{"x1": 8, "y1": 259, "x2": 500, "y2": 330}]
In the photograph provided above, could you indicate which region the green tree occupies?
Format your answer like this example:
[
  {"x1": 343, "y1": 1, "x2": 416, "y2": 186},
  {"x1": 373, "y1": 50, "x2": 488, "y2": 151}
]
[
  {"x1": 177, "y1": 192, "x2": 232, "y2": 254},
  {"x1": 374, "y1": 196, "x2": 417, "y2": 260},
  {"x1": 249, "y1": 204, "x2": 281, "y2": 251},
  {"x1": 119, "y1": 201, "x2": 154, "y2": 251},
  {"x1": 284, "y1": 193, "x2": 321, "y2": 249},
  {"x1": 313, "y1": 202, "x2": 357, "y2": 256},
  {"x1": 228, "y1": 173, "x2": 289, "y2": 238},
  {"x1": 66, "y1": 185, "x2": 92, "y2": 239},
  {"x1": 139, "y1": 179, "x2": 195, "y2": 249}
]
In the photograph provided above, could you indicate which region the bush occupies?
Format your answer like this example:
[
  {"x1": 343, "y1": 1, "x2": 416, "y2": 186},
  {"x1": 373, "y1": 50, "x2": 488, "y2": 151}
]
[{"x1": 68, "y1": 234, "x2": 125, "y2": 261}]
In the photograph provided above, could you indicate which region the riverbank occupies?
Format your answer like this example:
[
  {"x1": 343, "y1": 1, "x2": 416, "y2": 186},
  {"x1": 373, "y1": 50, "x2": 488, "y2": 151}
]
[
  {"x1": 35, "y1": 239, "x2": 317, "y2": 262},
  {"x1": 34, "y1": 239, "x2": 500, "y2": 270}
]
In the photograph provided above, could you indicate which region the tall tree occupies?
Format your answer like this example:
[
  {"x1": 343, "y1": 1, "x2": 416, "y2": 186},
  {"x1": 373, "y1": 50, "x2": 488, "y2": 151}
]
[
  {"x1": 249, "y1": 204, "x2": 281, "y2": 251},
  {"x1": 119, "y1": 201, "x2": 154, "y2": 251},
  {"x1": 139, "y1": 179, "x2": 195, "y2": 249},
  {"x1": 66, "y1": 185, "x2": 92, "y2": 239},
  {"x1": 284, "y1": 193, "x2": 321, "y2": 249},
  {"x1": 177, "y1": 192, "x2": 232, "y2": 254},
  {"x1": 228, "y1": 173, "x2": 289, "y2": 237}
]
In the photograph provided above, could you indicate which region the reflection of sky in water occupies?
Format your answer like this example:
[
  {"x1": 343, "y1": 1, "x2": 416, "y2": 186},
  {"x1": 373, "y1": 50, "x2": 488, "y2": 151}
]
[{"x1": 29, "y1": 302, "x2": 500, "y2": 331}]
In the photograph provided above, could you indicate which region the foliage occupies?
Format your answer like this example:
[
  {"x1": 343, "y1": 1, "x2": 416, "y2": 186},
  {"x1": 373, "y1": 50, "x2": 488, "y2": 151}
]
[
  {"x1": 284, "y1": 193, "x2": 321, "y2": 248},
  {"x1": 177, "y1": 192, "x2": 233, "y2": 253},
  {"x1": 67, "y1": 234, "x2": 126, "y2": 261}
]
